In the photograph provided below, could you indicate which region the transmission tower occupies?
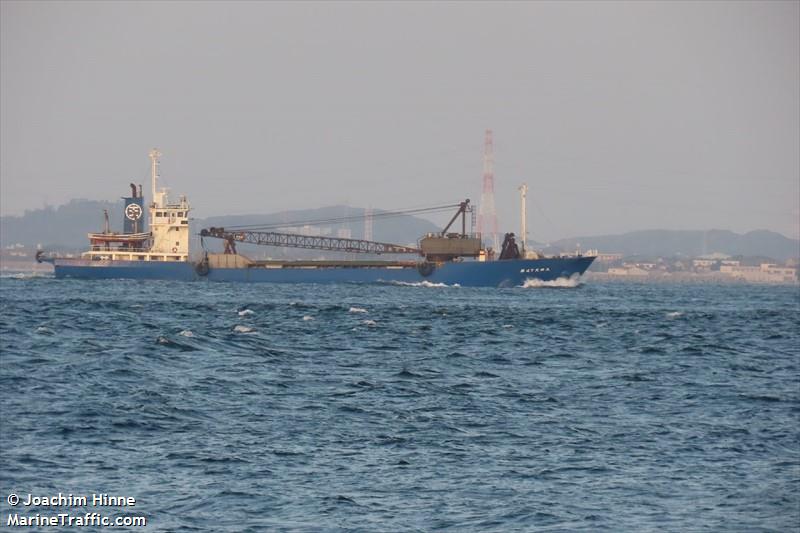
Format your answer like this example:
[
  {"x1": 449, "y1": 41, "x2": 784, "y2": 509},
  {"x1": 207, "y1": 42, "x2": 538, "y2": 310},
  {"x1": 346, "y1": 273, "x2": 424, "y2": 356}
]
[{"x1": 477, "y1": 129, "x2": 499, "y2": 251}]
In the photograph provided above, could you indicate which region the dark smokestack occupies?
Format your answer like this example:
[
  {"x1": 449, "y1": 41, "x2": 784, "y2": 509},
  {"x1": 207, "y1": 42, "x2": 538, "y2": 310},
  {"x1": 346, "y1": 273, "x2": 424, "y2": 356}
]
[{"x1": 130, "y1": 183, "x2": 137, "y2": 198}]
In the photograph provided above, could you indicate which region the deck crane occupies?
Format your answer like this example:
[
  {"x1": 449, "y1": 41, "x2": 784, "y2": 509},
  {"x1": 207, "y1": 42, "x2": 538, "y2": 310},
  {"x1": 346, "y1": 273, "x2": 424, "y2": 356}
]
[
  {"x1": 199, "y1": 227, "x2": 422, "y2": 256},
  {"x1": 199, "y1": 200, "x2": 482, "y2": 261}
]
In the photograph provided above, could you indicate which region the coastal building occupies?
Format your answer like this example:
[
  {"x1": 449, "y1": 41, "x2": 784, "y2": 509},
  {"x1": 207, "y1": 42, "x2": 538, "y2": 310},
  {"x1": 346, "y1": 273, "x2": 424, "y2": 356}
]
[
  {"x1": 692, "y1": 258, "x2": 716, "y2": 269},
  {"x1": 720, "y1": 263, "x2": 798, "y2": 283}
]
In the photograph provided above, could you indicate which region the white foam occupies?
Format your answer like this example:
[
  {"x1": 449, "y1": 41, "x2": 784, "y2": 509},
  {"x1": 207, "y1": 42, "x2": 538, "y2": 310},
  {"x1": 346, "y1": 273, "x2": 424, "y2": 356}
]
[
  {"x1": 666, "y1": 311, "x2": 684, "y2": 318},
  {"x1": 390, "y1": 280, "x2": 454, "y2": 288},
  {"x1": 238, "y1": 309, "x2": 254, "y2": 316},
  {"x1": 35, "y1": 326, "x2": 54, "y2": 335},
  {"x1": 233, "y1": 325, "x2": 254, "y2": 333},
  {"x1": 521, "y1": 275, "x2": 582, "y2": 288},
  {"x1": 302, "y1": 315, "x2": 315, "y2": 321},
  {"x1": 179, "y1": 330, "x2": 195, "y2": 337},
  {"x1": 362, "y1": 319, "x2": 377, "y2": 326},
  {"x1": 349, "y1": 307, "x2": 368, "y2": 314},
  {"x1": 2, "y1": 271, "x2": 53, "y2": 279},
  {"x1": 502, "y1": 324, "x2": 513, "y2": 329}
]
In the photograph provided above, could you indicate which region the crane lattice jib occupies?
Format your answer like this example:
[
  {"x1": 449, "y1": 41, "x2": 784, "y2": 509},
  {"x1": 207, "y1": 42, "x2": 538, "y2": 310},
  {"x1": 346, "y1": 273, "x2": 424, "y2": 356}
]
[{"x1": 200, "y1": 228, "x2": 422, "y2": 255}]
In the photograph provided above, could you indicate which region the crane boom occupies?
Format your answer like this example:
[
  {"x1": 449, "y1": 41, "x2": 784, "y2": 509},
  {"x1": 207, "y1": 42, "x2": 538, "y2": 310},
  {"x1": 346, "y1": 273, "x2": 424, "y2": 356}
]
[{"x1": 200, "y1": 227, "x2": 422, "y2": 255}]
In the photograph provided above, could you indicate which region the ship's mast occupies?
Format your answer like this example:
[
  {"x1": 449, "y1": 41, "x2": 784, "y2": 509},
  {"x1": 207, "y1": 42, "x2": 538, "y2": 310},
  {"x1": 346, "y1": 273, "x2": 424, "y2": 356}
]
[
  {"x1": 149, "y1": 148, "x2": 162, "y2": 208},
  {"x1": 518, "y1": 183, "x2": 528, "y2": 255}
]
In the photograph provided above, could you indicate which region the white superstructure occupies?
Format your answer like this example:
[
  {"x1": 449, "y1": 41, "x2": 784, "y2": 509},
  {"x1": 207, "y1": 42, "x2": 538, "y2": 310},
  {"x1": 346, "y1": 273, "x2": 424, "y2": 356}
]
[
  {"x1": 81, "y1": 149, "x2": 190, "y2": 262},
  {"x1": 148, "y1": 149, "x2": 190, "y2": 256}
]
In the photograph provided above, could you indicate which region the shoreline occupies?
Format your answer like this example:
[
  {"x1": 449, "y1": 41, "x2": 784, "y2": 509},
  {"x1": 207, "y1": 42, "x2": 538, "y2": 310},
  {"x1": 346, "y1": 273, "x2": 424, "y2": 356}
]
[{"x1": 585, "y1": 271, "x2": 799, "y2": 285}]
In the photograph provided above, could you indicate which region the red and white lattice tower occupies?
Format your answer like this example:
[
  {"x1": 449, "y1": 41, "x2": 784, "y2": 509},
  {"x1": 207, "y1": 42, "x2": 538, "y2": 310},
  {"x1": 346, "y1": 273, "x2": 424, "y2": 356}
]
[{"x1": 477, "y1": 129, "x2": 499, "y2": 251}]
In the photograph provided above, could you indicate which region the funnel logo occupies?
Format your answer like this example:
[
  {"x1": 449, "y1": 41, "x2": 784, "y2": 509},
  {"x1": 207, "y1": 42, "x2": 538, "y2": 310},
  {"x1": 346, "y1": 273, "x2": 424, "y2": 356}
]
[{"x1": 125, "y1": 203, "x2": 143, "y2": 220}]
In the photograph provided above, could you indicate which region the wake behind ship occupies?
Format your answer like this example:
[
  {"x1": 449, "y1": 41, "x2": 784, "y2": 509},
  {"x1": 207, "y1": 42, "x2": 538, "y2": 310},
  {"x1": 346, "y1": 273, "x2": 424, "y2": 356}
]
[{"x1": 38, "y1": 150, "x2": 596, "y2": 287}]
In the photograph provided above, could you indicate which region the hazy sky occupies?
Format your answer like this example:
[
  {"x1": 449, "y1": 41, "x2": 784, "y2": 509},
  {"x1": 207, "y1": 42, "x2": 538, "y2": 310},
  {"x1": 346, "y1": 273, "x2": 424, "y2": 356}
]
[{"x1": 2, "y1": 1, "x2": 798, "y2": 241}]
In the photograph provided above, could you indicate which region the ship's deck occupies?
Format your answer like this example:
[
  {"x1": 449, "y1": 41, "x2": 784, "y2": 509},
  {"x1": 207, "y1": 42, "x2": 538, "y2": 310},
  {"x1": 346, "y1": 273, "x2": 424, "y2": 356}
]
[{"x1": 248, "y1": 259, "x2": 419, "y2": 269}]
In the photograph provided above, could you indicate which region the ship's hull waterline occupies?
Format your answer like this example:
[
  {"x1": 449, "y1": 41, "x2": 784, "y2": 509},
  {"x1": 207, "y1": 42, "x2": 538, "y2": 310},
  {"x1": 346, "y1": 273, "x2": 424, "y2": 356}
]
[{"x1": 52, "y1": 256, "x2": 595, "y2": 287}]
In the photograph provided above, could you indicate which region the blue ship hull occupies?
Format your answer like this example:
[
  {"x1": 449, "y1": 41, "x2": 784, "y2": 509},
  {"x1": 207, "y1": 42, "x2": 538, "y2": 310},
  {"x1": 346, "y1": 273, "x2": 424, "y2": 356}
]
[
  {"x1": 52, "y1": 259, "x2": 197, "y2": 281},
  {"x1": 52, "y1": 256, "x2": 595, "y2": 287}
]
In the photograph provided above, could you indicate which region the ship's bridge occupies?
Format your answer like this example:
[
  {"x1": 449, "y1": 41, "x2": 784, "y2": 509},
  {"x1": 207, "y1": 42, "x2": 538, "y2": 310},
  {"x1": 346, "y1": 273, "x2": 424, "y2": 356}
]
[
  {"x1": 149, "y1": 197, "x2": 190, "y2": 256},
  {"x1": 146, "y1": 148, "x2": 190, "y2": 258}
]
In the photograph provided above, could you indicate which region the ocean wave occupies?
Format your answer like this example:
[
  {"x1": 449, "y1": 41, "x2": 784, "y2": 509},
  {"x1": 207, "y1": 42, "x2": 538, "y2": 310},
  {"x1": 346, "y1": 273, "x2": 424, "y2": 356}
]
[
  {"x1": 3, "y1": 273, "x2": 798, "y2": 532},
  {"x1": 233, "y1": 325, "x2": 255, "y2": 333},
  {"x1": 156, "y1": 335, "x2": 197, "y2": 351},
  {"x1": 238, "y1": 309, "x2": 255, "y2": 316},
  {"x1": 521, "y1": 275, "x2": 582, "y2": 288},
  {"x1": 388, "y1": 280, "x2": 456, "y2": 288},
  {"x1": 349, "y1": 307, "x2": 368, "y2": 313},
  {"x1": 1, "y1": 271, "x2": 54, "y2": 279}
]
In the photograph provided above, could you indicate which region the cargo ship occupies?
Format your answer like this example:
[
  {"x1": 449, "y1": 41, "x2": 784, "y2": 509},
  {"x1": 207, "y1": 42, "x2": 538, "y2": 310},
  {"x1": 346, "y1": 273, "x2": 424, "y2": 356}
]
[{"x1": 37, "y1": 150, "x2": 596, "y2": 287}]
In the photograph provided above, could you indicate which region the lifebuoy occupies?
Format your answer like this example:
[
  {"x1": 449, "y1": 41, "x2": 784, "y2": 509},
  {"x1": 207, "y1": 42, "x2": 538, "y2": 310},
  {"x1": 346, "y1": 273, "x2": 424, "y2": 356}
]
[{"x1": 172, "y1": 247, "x2": 178, "y2": 253}]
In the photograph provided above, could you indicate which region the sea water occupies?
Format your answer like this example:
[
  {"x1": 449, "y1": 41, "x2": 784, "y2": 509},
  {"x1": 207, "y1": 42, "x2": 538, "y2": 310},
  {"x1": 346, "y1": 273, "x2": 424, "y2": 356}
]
[{"x1": 1, "y1": 276, "x2": 798, "y2": 531}]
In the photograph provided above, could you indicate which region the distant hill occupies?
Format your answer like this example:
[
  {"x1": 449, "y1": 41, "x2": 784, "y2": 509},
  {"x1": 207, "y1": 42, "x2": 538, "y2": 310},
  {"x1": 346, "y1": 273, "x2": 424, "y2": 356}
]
[
  {"x1": 1, "y1": 199, "x2": 123, "y2": 249},
  {"x1": 549, "y1": 229, "x2": 800, "y2": 262},
  {"x1": 0, "y1": 200, "x2": 439, "y2": 252},
  {"x1": 4, "y1": 200, "x2": 797, "y2": 261}
]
